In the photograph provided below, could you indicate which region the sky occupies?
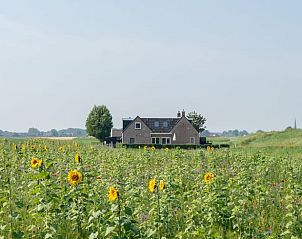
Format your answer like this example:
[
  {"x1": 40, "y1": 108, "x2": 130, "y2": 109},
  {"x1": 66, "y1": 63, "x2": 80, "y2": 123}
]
[{"x1": 0, "y1": 1, "x2": 302, "y2": 133}]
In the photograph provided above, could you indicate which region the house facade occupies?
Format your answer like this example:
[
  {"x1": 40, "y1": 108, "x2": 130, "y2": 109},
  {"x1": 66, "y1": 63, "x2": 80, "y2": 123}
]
[{"x1": 122, "y1": 111, "x2": 199, "y2": 145}]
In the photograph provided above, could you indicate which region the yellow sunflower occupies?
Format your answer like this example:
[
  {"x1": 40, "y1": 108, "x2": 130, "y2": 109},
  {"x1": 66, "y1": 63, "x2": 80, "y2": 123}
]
[
  {"x1": 159, "y1": 180, "x2": 166, "y2": 191},
  {"x1": 44, "y1": 145, "x2": 49, "y2": 151},
  {"x1": 67, "y1": 170, "x2": 83, "y2": 186},
  {"x1": 108, "y1": 187, "x2": 119, "y2": 202},
  {"x1": 207, "y1": 146, "x2": 214, "y2": 153},
  {"x1": 31, "y1": 158, "x2": 42, "y2": 169},
  {"x1": 149, "y1": 178, "x2": 157, "y2": 192},
  {"x1": 204, "y1": 172, "x2": 214, "y2": 183},
  {"x1": 74, "y1": 153, "x2": 81, "y2": 163}
]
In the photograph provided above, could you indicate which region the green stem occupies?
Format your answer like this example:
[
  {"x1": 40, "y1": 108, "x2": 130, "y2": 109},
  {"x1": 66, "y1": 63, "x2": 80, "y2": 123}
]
[
  {"x1": 76, "y1": 186, "x2": 82, "y2": 236},
  {"x1": 118, "y1": 197, "x2": 122, "y2": 238},
  {"x1": 157, "y1": 187, "x2": 161, "y2": 239},
  {"x1": 8, "y1": 176, "x2": 13, "y2": 237}
]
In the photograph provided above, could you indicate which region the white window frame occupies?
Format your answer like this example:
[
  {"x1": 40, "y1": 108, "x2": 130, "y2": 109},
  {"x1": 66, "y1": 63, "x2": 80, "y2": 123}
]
[
  {"x1": 135, "y1": 122, "x2": 141, "y2": 129},
  {"x1": 190, "y1": 137, "x2": 195, "y2": 144},
  {"x1": 162, "y1": 137, "x2": 171, "y2": 145},
  {"x1": 151, "y1": 137, "x2": 160, "y2": 144}
]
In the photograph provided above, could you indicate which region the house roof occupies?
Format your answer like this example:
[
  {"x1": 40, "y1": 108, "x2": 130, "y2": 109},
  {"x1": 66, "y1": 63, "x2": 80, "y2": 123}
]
[
  {"x1": 122, "y1": 115, "x2": 196, "y2": 134},
  {"x1": 140, "y1": 118, "x2": 181, "y2": 133},
  {"x1": 123, "y1": 118, "x2": 133, "y2": 131}
]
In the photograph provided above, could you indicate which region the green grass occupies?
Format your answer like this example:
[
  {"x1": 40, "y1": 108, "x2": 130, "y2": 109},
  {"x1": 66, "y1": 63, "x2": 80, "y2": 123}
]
[{"x1": 236, "y1": 128, "x2": 302, "y2": 147}]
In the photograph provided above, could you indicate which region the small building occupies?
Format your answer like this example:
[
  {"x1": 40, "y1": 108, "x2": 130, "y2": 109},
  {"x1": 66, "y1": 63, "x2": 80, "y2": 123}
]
[
  {"x1": 122, "y1": 110, "x2": 199, "y2": 145},
  {"x1": 105, "y1": 128, "x2": 122, "y2": 147}
]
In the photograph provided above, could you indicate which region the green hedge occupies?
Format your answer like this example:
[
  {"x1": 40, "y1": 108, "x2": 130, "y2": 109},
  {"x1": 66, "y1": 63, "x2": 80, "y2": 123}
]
[{"x1": 123, "y1": 143, "x2": 229, "y2": 149}]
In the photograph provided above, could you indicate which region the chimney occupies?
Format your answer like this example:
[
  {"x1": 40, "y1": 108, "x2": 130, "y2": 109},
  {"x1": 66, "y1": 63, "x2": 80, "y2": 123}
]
[
  {"x1": 182, "y1": 109, "x2": 185, "y2": 117},
  {"x1": 177, "y1": 111, "x2": 181, "y2": 118}
]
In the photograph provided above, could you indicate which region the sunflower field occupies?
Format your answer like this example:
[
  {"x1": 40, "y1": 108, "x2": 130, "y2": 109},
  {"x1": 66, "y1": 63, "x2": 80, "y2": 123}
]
[{"x1": 0, "y1": 139, "x2": 302, "y2": 239}]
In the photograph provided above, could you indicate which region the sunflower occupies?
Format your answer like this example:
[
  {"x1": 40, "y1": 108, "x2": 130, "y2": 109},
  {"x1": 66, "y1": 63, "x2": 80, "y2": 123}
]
[
  {"x1": 67, "y1": 170, "x2": 83, "y2": 186},
  {"x1": 31, "y1": 158, "x2": 42, "y2": 169},
  {"x1": 108, "y1": 187, "x2": 119, "y2": 202},
  {"x1": 204, "y1": 172, "x2": 214, "y2": 183},
  {"x1": 207, "y1": 146, "x2": 214, "y2": 153},
  {"x1": 74, "y1": 153, "x2": 81, "y2": 163},
  {"x1": 44, "y1": 145, "x2": 49, "y2": 151},
  {"x1": 149, "y1": 178, "x2": 157, "y2": 192},
  {"x1": 13, "y1": 144, "x2": 18, "y2": 150},
  {"x1": 159, "y1": 180, "x2": 166, "y2": 191}
]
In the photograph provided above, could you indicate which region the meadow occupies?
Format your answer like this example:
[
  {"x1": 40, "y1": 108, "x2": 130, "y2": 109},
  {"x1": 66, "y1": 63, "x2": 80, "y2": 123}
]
[{"x1": 0, "y1": 131, "x2": 302, "y2": 239}]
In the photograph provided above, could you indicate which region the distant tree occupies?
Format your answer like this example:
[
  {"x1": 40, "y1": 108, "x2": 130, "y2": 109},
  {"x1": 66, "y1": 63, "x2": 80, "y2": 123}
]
[
  {"x1": 233, "y1": 129, "x2": 239, "y2": 137},
  {"x1": 240, "y1": 130, "x2": 249, "y2": 136},
  {"x1": 28, "y1": 128, "x2": 41, "y2": 137},
  {"x1": 50, "y1": 129, "x2": 59, "y2": 137},
  {"x1": 85, "y1": 105, "x2": 113, "y2": 142},
  {"x1": 187, "y1": 111, "x2": 207, "y2": 133},
  {"x1": 200, "y1": 129, "x2": 210, "y2": 137}
]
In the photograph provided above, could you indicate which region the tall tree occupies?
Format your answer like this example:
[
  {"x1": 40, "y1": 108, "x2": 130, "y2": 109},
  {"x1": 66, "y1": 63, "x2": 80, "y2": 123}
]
[
  {"x1": 85, "y1": 105, "x2": 113, "y2": 142},
  {"x1": 187, "y1": 111, "x2": 207, "y2": 133}
]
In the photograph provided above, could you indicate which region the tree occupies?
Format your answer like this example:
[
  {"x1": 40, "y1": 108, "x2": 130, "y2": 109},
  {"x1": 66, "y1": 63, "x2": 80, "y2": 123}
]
[
  {"x1": 50, "y1": 129, "x2": 59, "y2": 137},
  {"x1": 85, "y1": 105, "x2": 113, "y2": 142},
  {"x1": 28, "y1": 128, "x2": 41, "y2": 137},
  {"x1": 187, "y1": 111, "x2": 207, "y2": 133}
]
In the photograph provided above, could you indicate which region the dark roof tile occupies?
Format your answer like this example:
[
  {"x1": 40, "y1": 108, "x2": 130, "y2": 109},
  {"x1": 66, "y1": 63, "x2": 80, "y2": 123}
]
[{"x1": 141, "y1": 118, "x2": 180, "y2": 133}]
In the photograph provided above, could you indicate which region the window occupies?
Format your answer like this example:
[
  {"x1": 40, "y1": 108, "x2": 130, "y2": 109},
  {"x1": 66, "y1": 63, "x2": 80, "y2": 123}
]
[
  {"x1": 167, "y1": 137, "x2": 171, "y2": 144},
  {"x1": 130, "y1": 138, "x2": 135, "y2": 144},
  {"x1": 151, "y1": 137, "x2": 160, "y2": 144},
  {"x1": 135, "y1": 122, "x2": 141, "y2": 129},
  {"x1": 190, "y1": 137, "x2": 195, "y2": 144},
  {"x1": 162, "y1": 137, "x2": 171, "y2": 145},
  {"x1": 163, "y1": 121, "x2": 168, "y2": 128},
  {"x1": 154, "y1": 121, "x2": 159, "y2": 127}
]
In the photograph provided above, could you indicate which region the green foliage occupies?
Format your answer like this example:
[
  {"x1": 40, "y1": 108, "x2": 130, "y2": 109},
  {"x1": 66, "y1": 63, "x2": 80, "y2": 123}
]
[
  {"x1": 187, "y1": 111, "x2": 207, "y2": 133},
  {"x1": 0, "y1": 138, "x2": 302, "y2": 238},
  {"x1": 237, "y1": 128, "x2": 302, "y2": 147},
  {"x1": 85, "y1": 105, "x2": 113, "y2": 142}
]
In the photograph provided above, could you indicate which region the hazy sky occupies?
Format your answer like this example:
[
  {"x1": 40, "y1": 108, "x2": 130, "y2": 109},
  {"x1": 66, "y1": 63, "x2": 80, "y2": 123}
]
[{"x1": 1, "y1": 1, "x2": 301, "y2": 132}]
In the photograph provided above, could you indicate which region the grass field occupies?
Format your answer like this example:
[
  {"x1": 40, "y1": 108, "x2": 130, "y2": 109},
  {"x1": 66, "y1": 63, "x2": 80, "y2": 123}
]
[{"x1": 0, "y1": 130, "x2": 302, "y2": 238}]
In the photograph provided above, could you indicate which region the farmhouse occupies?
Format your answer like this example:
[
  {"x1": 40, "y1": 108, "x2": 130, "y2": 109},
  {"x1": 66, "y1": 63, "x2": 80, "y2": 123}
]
[{"x1": 122, "y1": 110, "x2": 199, "y2": 145}]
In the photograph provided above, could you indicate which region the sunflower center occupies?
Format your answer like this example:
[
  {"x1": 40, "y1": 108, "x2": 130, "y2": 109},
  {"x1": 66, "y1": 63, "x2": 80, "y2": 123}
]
[{"x1": 71, "y1": 174, "x2": 79, "y2": 181}]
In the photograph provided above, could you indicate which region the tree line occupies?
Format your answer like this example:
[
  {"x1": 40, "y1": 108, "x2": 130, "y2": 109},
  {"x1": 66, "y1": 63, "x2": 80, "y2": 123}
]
[{"x1": 0, "y1": 128, "x2": 87, "y2": 138}]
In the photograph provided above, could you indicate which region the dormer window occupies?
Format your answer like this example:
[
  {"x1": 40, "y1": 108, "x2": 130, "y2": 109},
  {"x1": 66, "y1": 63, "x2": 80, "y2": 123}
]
[
  {"x1": 154, "y1": 121, "x2": 159, "y2": 127},
  {"x1": 163, "y1": 121, "x2": 168, "y2": 128},
  {"x1": 135, "y1": 122, "x2": 141, "y2": 129}
]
